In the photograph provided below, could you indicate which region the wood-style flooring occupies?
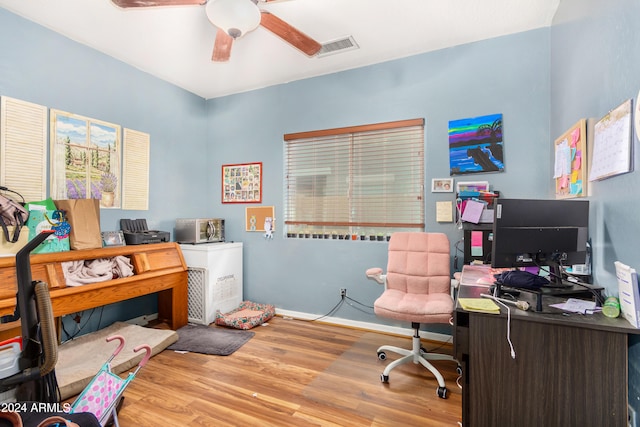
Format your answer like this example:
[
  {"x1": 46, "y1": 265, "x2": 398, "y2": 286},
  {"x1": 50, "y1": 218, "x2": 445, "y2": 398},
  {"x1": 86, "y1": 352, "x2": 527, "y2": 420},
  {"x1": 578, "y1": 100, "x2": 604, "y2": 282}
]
[{"x1": 111, "y1": 317, "x2": 462, "y2": 426}]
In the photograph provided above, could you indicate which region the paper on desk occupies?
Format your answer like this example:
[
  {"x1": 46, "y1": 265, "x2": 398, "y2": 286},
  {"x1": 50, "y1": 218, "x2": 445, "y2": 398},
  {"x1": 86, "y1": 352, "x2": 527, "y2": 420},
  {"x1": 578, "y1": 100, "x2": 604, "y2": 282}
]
[
  {"x1": 549, "y1": 298, "x2": 598, "y2": 314},
  {"x1": 458, "y1": 298, "x2": 500, "y2": 314}
]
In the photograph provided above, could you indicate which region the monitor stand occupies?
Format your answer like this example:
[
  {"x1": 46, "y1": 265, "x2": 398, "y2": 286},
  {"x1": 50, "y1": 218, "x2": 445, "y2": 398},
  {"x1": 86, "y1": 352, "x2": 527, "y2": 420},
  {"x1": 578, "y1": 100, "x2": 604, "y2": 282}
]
[
  {"x1": 545, "y1": 262, "x2": 572, "y2": 287},
  {"x1": 494, "y1": 281, "x2": 604, "y2": 312}
]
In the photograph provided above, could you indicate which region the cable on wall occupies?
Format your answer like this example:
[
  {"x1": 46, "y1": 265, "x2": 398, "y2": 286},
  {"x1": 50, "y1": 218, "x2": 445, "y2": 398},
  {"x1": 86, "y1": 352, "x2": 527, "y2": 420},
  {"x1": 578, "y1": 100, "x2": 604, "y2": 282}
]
[{"x1": 455, "y1": 198, "x2": 464, "y2": 230}]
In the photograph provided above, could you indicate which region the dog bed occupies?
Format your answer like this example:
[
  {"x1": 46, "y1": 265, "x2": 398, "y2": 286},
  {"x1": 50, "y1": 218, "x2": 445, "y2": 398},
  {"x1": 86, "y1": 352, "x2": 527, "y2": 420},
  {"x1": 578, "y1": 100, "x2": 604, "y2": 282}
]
[{"x1": 215, "y1": 300, "x2": 275, "y2": 330}]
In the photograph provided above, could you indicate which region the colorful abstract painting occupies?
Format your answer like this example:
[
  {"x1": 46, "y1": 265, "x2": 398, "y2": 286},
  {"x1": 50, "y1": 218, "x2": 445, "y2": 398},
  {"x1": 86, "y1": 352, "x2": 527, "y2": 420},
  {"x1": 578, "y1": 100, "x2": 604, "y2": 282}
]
[{"x1": 448, "y1": 113, "x2": 504, "y2": 175}]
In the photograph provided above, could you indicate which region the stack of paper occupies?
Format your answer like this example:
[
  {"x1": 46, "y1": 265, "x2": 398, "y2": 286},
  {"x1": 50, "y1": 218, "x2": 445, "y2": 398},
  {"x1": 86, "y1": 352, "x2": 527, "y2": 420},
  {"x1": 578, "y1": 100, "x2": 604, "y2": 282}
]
[
  {"x1": 458, "y1": 298, "x2": 500, "y2": 314},
  {"x1": 615, "y1": 261, "x2": 640, "y2": 328},
  {"x1": 549, "y1": 298, "x2": 598, "y2": 314},
  {"x1": 461, "y1": 200, "x2": 485, "y2": 224}
]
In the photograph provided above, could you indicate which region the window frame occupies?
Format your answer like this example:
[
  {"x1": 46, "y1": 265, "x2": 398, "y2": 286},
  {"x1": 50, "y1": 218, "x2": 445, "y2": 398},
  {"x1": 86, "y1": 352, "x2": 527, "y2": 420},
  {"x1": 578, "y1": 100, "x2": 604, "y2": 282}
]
[{"x1": 283, "y1": 118, "x2": 425, "y2": 239}]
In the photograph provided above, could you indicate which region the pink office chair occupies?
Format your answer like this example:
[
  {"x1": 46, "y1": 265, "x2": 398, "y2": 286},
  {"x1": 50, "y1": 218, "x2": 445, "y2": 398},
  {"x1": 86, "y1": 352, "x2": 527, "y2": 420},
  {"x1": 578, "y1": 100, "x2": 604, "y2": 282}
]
[{"x1": 366, "y1": 232, "x2": 457, "y2": 398}]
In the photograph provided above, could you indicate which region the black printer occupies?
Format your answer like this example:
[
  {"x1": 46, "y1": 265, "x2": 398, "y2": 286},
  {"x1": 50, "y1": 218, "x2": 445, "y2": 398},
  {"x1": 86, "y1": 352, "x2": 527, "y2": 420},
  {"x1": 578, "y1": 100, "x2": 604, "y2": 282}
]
[{"x1": 120, "y1": 219, "x2": 170, "y2": 245}]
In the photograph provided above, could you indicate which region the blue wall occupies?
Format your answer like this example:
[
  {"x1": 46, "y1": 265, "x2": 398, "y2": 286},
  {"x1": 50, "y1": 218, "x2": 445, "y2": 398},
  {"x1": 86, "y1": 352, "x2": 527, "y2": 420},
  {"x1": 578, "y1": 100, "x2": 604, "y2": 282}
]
[
  {"x1": 550, "y1": 0, "x2": 640, "y2": 413},
  {"x1": 0, "y1": 8, "x2": 209, "y2": 335},
  {"x1": 209, "y1": 30, "x2": 552, "y2": 326}
]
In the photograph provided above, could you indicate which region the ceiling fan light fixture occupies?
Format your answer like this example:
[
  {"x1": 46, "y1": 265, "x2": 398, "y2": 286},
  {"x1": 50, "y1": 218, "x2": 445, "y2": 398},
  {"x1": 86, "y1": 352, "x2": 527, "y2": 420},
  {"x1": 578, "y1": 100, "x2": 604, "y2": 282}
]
[{"x1": 205, "y1": 0, "x2": 261, "y2": 39}]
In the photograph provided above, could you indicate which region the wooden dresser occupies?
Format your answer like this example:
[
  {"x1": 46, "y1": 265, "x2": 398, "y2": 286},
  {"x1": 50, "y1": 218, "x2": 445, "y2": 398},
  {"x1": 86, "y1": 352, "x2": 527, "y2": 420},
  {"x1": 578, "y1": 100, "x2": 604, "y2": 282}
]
[{"x1": 0, "y1": 242, "x2": 188, "y2": 336}]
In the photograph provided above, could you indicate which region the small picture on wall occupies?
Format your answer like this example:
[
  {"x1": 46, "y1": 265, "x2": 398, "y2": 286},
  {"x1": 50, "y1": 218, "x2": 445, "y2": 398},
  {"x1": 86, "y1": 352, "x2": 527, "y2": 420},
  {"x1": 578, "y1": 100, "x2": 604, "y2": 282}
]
[
  {"x1": 432, "y1": 178, "x2": 454, "y2": 192},
  {"x1": 222, "y1": 162, "x2": 262, "y2": 203}
]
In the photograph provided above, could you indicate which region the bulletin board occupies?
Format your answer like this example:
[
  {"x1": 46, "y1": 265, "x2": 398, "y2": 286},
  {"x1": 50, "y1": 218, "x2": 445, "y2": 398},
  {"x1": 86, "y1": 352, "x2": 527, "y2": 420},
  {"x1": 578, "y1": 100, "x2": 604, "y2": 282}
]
[
  {"x1": 245, "y1": 206, "x2": 275, "y2": 231},
  {"x1": 554, "y1": 119, "x2": 587, "y2": 199}
]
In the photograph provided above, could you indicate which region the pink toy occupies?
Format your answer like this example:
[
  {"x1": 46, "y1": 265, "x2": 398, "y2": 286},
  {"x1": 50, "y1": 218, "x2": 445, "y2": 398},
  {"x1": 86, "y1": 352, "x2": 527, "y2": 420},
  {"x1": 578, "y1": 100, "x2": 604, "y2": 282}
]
[{"x1": 70, "y1": 335, "x2": 151, "y2": 427}]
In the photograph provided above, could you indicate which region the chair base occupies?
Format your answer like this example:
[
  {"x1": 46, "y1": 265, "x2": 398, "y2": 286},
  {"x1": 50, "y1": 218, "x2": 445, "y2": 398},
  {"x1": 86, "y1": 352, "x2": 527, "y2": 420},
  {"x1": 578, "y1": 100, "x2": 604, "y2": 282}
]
[{"x1": 377, "y1": 323, "x2": 456, "y2": 398}]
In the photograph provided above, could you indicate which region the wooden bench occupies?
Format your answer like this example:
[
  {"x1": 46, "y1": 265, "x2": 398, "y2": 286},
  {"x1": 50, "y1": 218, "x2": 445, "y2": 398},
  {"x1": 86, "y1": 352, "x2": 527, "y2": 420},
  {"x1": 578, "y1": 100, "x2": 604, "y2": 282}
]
[{"x1": 0, "y1": 242, "x2": 188, "y2": 337}]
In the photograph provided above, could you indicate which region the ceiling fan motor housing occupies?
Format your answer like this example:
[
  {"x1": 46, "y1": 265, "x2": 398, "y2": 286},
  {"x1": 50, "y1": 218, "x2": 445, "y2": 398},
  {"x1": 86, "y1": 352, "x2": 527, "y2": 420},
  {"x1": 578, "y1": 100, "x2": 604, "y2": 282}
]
[
  {"x1": 206, "y1": 0, "x2": 261, "y2": 38},
  {"x1": 228, "y1": 28, "x2": 242, "y2": 38}
]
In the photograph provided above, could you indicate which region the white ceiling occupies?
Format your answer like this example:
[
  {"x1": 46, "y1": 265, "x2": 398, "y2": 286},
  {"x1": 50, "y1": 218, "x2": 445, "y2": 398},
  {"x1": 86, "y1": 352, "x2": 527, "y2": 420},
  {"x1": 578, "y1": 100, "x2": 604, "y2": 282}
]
[{"x1": 0, "y1": 0, "x2": 560, "y2": 100}]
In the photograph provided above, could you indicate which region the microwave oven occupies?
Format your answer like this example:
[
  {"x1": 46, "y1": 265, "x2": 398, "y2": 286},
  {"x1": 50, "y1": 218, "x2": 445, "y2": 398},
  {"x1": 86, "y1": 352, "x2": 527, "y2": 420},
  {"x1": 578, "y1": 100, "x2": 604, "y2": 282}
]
[{"x1": 175, "y1": 218, "x2": 225, "y2": 244}]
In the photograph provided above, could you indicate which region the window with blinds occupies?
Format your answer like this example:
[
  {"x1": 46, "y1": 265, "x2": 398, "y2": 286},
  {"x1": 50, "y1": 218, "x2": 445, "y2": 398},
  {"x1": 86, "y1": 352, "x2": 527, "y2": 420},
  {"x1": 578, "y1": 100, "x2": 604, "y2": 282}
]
[{"x1": 284, "y1": 118, "x2": 425, "y2": 239}]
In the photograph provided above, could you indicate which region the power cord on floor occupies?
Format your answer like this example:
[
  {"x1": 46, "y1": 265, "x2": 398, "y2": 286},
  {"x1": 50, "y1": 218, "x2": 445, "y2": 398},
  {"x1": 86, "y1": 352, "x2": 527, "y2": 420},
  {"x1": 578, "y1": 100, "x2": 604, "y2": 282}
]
[
  {"x1": 305, "y1": 293, "x2": 376, "y2": 322},
  {"x1": 306, "y1": 298, "x2": 345, "y2": 322},
  {"x1": 421, "y1": 335, "x2": 453, "y2": 353},
  {"x1": 310, "y1": 294, "x2": 459, "y2": 356},
  {"x1": 343, "y1": 295, "x2": 374, "y2": 313}
]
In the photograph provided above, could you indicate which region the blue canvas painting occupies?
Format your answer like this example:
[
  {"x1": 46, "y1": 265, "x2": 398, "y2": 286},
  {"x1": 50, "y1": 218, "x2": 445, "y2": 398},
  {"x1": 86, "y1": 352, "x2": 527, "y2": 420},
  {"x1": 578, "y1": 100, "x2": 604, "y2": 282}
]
[{"x1": 449, "y1": 113, "x2": 504, "y2": 175}]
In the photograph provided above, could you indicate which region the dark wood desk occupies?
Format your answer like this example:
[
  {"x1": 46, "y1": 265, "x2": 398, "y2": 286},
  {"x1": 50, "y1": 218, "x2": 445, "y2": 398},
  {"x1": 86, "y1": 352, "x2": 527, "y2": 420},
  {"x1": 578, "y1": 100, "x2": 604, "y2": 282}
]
[{"x1": 454, "y1": 265, "x2": 639, "y2": 427}]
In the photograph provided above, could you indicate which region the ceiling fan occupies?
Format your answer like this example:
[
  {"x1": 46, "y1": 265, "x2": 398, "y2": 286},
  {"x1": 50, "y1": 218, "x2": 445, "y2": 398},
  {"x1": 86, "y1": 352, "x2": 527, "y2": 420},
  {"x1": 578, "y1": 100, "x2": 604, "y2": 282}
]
[{"x1": 111, "y1": 0, "x2": 322, "y2": 62}]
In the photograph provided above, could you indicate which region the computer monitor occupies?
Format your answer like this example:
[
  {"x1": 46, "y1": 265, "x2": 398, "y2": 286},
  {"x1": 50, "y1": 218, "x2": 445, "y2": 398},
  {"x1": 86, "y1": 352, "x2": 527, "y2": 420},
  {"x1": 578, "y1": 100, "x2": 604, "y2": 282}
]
[{"x1": 491, "y1": 198, "x2": 589, "y2": 284}]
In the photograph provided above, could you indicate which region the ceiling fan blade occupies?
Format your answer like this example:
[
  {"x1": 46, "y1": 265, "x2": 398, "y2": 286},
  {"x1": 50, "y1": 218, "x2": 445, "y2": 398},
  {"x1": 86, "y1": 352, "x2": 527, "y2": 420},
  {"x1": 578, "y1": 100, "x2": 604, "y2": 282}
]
[
  {"x1": 259, "y1": 11, "x2": 321, "y2": 57},
  {"x1": 111, "y1": 0, "x2": 205, "y2": 8},
  {"x1": 212, "y1": 28, "x2": 234, "y2": 62}
]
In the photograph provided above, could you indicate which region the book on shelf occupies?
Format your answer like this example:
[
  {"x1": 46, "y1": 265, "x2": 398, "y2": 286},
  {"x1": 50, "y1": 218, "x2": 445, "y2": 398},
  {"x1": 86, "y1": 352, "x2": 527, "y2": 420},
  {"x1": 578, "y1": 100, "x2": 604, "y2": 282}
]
[{"x1": 615, "y1": 261, "x2": 640, "y2": 328}]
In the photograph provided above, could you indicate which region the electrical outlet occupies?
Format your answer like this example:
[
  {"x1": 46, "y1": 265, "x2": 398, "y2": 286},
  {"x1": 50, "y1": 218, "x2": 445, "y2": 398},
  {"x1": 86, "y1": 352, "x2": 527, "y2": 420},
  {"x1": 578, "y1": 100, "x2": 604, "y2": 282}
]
[
  {"x1": 629, "y1": 404, "x2": 637, "y2": 427},
  {"x1": 340, "y1": 288, "x2": 347, "y2": 297}
]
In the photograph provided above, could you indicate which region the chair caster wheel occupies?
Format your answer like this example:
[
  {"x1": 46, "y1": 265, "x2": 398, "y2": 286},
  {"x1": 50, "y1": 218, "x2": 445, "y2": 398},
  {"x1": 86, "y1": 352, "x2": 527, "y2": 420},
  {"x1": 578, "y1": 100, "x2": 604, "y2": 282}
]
[
  {"x1": 456, "y1": 365, "x2": 463, "y2": 375},
  {"x1": 377, "y1": 351, "x2": 386, "y2": 361},
  {"x1": 380, "y1": 374, "x2": 389, "y2": 383},
  {"x1": 436, "y1": 386, "x2": 448, "y2": 399}
]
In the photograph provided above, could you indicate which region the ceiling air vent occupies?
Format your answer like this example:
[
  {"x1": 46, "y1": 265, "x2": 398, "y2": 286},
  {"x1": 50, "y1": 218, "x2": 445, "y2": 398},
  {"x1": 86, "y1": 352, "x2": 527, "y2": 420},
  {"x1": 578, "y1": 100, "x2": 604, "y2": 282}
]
[{"x1": 316, "y1": 35, "x2": 359, "y2": 58}]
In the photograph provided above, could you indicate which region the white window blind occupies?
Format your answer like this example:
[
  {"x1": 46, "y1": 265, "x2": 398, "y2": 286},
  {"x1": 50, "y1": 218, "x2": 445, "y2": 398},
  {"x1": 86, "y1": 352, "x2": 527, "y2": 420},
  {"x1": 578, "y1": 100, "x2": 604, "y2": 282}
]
[
  {"x1": 122, "y1": 128, "x2": 150, "y2": 210},
  {"x1": 284, "y1": 119, "x2": 425, "y2": 238},
  {"x1": 0, "y1": 96, "x2": 48, "y2": 202}
]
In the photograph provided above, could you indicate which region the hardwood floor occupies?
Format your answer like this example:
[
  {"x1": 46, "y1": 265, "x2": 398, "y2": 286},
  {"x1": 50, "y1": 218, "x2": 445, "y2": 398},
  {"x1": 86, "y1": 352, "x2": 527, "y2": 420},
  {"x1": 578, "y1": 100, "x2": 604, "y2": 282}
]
[{"x1": 112, "y1": 317, "x2": 462, "y2": 426}]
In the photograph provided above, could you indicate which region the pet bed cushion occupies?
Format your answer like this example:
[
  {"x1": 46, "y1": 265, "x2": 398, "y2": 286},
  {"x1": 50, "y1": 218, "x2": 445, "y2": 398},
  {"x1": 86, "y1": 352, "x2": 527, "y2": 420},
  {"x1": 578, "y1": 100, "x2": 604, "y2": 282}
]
[{"x1": 215, "y1": 300, "x2": 275, "y2": 330}]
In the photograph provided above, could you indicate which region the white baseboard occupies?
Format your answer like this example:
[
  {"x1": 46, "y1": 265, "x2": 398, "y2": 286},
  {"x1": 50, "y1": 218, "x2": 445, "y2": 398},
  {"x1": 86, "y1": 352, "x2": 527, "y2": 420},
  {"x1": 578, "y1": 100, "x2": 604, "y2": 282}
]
[
  {"x1": 126, "y1": 313, "x2": 159, "y2": 326},
  {"x1": 134, "y1": 309, "x2": 451, "y2": 343},
  {"x1": 275, "y1": 308, "x2": 452, "y2": 343}
]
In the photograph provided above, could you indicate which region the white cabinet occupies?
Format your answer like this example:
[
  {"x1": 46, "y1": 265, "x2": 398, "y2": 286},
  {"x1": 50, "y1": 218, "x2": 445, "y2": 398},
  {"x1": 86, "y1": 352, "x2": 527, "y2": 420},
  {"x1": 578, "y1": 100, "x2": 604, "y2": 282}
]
[{"x1": 179, "y1": 242, "x2": 243, "y2": 325}]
